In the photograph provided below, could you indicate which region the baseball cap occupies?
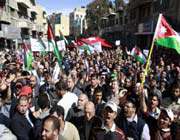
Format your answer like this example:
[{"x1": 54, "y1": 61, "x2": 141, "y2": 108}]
[
  {"x1": 19, "y1": 86, "x2": 32, "y2": 96},
  {"x1": 104, "y1": 101, "x2": 117, "y2": 112},
  {"x1": 162, "y1": 108, "x2": 174, "y2": 122}
]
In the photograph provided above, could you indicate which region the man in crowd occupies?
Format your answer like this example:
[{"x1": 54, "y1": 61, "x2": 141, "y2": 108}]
[
  {"x1": 42, "y1": 116, "x2": 60, "y2": 140},
  {"x1": 79, "y1": 101, "x2": 102, "y2": 140},
  {"x1": 67, "y1": 75, "x2": 82, "y2": 97},
  {"x1": 85, "y1": 74, "x2": 101, "y2": 101},
  {"x1": 10, "y1": 96, "x2": 37, "y2": 140},
  {"x1": 50, "y1": 105, "x2": 80, "y2": 140},
  {"x1": 66, "y1": 93, "x2": 89, "y2": 122},
  {"x1": 56, "y1": 80, "x2": 78, "y2": 119},
  {"x1": 117, "y1": 99, "x2": 151, "y2": 140},
  {"x1": 90, "y1": 101, "x2": 125, "y2": 140}
]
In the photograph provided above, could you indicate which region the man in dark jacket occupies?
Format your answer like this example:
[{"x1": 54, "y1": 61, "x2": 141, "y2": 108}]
[
  {"x1": 10, "y1": 96, "x2": 37, "y2": 140},
  {"x1": 79, "y1": 101, "x2": 102, "y2": 140}
]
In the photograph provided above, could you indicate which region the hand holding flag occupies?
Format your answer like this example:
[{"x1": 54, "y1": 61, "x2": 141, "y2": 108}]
[{"x1": 47, "y1": 21, "x2": 62, "y2": 67}]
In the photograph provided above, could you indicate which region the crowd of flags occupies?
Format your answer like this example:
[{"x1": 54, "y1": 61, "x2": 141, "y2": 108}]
[{"x1": 21, "y1": 14, "x2": 180, "y2": 78}]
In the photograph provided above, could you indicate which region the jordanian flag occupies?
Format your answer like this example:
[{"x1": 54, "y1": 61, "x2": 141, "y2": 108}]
[
  {"x1": 22, "y1": 41, "x2": 33, "y2": 70},
  {"x1": 155, "y1": 14, "x2": 180, "y2": 54},
  {"x1": 131, "y1": 47, "x2": 146, "y2": 64},
  {"x1": 47, "y1": 22, "x2": 62, "y2": 66}
]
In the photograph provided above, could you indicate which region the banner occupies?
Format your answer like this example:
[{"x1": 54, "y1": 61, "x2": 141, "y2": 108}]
[{"x1": 30, "y1": 38, "x2": 66, "y2": 52}]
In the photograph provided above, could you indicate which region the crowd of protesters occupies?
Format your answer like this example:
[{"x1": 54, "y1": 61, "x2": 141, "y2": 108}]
[{"x1": 0, "y1": 45, "x2": 179, "y2": 140}]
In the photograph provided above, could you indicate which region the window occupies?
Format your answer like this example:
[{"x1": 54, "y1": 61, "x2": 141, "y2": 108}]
[
  {"x1": 116, "y1": 19, "x2": 119, "y2": 24},
  {"x1": 0, "y1": 0, "x2": 6, "y2": 7}
]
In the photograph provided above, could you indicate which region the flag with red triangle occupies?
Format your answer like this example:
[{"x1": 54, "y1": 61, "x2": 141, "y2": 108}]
[
  {"x1": 47, "y1": 22, "x2": 62, "y2": 66},
  {"x1": 131, "y1": 47, "x2": 146, "y2": 64},
  {"x1": 22, "y1": 40, "x2": 33, "y2": 70},
  {"x1": 59, "y1": 30, "x2": 69, "y2": 45},
  {"x1": 155, "y1": 14, "x2": 180, "y2": 54}
]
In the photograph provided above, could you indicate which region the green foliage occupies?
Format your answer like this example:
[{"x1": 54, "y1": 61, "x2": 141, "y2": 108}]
[{"x1": 86, "y1": 0, "x2": 111, "y2": 35}]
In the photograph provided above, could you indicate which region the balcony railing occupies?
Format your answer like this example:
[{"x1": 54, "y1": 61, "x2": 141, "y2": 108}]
[
  {"x1": 100, "y1": 24, "x2": 124, "y2": 34},
  {"x1": 0, "y1": 10, "x2": 11, "y2": 24},
  {"x1": 18, "y1": 18, "x2": 32, "y2": 28},
  {"x1": 16, "y1": 0, "x2": 31, "y2": 8}
]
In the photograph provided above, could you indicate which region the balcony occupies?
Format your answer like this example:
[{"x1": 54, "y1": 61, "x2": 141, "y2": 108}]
[
  {"x1": 17, "y1": 0, "x2": 31, "y2": 8},
  {"x1": 129, "y1": 0, "x2": 152, "y2": 9},
  {"x1": 18, "y1": 18, "x2": 32, "y2": 28},
  {"x1": 0, "y1": 10, "x2": 11, "y2": 24},
  {"x1": 101, "y1": 24, "x2": 124, "y2": 34},
  {"x1": 43, "y1": 18, "x2": 47, "y2": 24},
  {"x1": 135, "y1": 20, "x2": 153, "y2": 35},
  {"x1": 32, "y1": 24, "x2": 43, "y2": 32},
  {"x1": 32, "y1": 24, "x2": 37, "y2": 31},
  {"x1": 9, "y1": 0, "x2": 18, "y2": 10}
]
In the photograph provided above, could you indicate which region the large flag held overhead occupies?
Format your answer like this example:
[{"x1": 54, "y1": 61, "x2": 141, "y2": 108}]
[
  {"x1": 22, "y1": 41, "x2": 33, "y2": 70},
  {"x1": 131, "y1": 47, "x2": 146, "y2": 64},
  {"x1": 76, "y1": 39, "x2": 94, "y2": 55},
  {"x1": 81, "y1": 37, "x2": 112, "y2": 48},
  {"x1": 155, "y1": 14, "x2": 180, "y2": 54},
  {"x1": 47, "y1": 22, "x2": 62, "y2": 66}
]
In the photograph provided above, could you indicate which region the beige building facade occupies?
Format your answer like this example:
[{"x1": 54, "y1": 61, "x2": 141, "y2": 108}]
[
  {"x1": 49, "y1": 13, "x2": 70, "y2": 37},
  {"x1": 0, "y1": 0, "x2": 47, "y2": 47}
]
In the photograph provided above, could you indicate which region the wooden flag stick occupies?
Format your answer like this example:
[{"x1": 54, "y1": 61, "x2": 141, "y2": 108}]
[{"x1": 141, "y1": 14, "x2": 162, "y2": 85}]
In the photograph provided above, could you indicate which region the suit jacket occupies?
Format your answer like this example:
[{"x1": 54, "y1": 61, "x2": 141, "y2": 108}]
[
  {"x1": 10, "y1": 111, "x2": 35, "y2": 140},
  {"x1": 79, "y1": 116, "x2": 102, "y2": 140}
]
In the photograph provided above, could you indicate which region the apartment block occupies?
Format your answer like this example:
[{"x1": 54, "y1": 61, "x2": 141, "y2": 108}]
[
  {"x1": 49, "y1": 12, "x2": 70, "y2": 37},
  {"x1": 99, "y1": 0, "x2": 180, "y2": 48},
  {"x1": 0, "y1": 0, "x2": 47, "y2": 47},
  {"x1": 69, "y1": 7, "x2": 87, "y2": 36}
]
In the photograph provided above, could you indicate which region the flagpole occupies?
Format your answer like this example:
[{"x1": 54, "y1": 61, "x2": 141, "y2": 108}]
[{"x1": 141, "y1": 13, "x2": 162, "y2": 85}]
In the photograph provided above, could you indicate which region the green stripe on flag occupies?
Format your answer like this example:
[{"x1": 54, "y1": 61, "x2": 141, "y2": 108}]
[
  {"x1": 136, "y1": 56, "x2": 145, "y2": 64},
  {"x1": 156, "y1": 36, "x2": 180, "y2": 54},
  {"x1": 49, "y1": 40, "x2": 62, "y2": 66},
  {"x1": 25, "y1": 51, "x2": 33, "y2": 70}
]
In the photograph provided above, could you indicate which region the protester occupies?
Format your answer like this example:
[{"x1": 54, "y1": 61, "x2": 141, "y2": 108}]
[
  {"x1": 66, "y1": 93, "x2": 89, "y2": 122},
  {"x1": 90, "y1": 101, "x2": 125, "y2": 140},
  {"x1": 56, "y1": 80, "x2": 78, "y2": 119},
  {"x1": 117, "y1": 99, "x2": 151, "y2": 140},
  {"x1": 152, "y1": 108, "x2": 175, "y2": 140},
  {"x1": 10, "y1": 96, "x2": 37, "y2": 140},
  {"x1": 50, "y1": 105, "x2": 80, "y2": 140},
  {"x1": 78, "y1": 101, "x2": 102, "y2": 140},
  {"x1": 42, "y1": 116, "x2": 60, "y2": 140}
]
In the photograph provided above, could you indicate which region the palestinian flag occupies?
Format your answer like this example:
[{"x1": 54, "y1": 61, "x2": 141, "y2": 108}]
[
  {"x1": 79, "y1": 44, "x2": 94, "y2": 55},
  {"x1": 155, "y1": 14, "x2": 180, "y2": 54},
  {"x1": 59, "y1": 30, "x2": 69, "y2": 46},
  {"x1": 131, "y1": 47, "x2": 146, "y2": 64},
  {"x1": 76, "y1": 39, "x2": 94, "y2": 55},
  {"x1": 47, "y1": 22, "x2": 62, "y2": 66},
  {"x1": 22, "y1": 41, "x2": 33, "y2": 70}
]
